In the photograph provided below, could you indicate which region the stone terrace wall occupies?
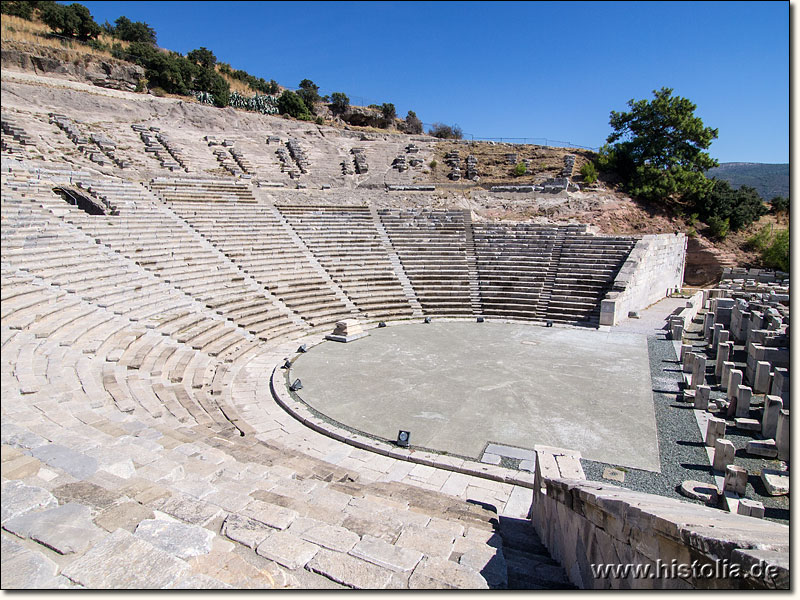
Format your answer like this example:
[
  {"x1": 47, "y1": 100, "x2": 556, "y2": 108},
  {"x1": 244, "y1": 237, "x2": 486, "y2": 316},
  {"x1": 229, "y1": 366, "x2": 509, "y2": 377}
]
[
  {"x1": 531, "y1": 478, "x2": 789, "y2": 590},
  {"x1": 599, "y1": 234, "x2": 687, "y2": 326}
]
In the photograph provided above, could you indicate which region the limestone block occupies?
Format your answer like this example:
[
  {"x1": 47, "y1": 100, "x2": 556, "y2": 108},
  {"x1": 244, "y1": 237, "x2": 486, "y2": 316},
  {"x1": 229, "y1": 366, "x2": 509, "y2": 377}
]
[
  {"x1": 307, "y1": 548, "x2": 395, "y2": 589},
  {"x1": 694, "y1": 385, "x2": 710, "y2": 410},
  {"x1": 726, "y1": 370, "x2": 743, "y2": 401},
  {"x1": 679, "y1": 343, "x2": 692, "y2": 362},
  {"x1": 349, "y1": 534, "x2": 423, "y2": 573},
  {"x1": 746, "y1": 439, "x2": 777, "y2": 458},
  {"x1": 408, "y1": 556, "x2": 489, "y2": 590},
  {"x1": 682, "y1": 350, "x2": 695, "y2": 374},
  {"x1": 737, "y1": 498, "x2": 765, "y2": 519},
  {"x1": 761, "y1": 396, "x2": 783, "y2": 439},
  {"x1": 715, "y1": 342, "x2": 732, "y2": 378},
  {"x1": 734, "y1": 385, "x2": 752, "y2": 418},
  {"x1": 0, "y1": 480, "x2": 58, "y2": 525},
  {"x1": 775, "y1": 409, "x2": 789, "y2": 461},
  {"x1": 705, "y1": 417, "x2": 726, "y2": 448},
  {"x1": 712, "y1": 439, "x2": 735, "y2": 472},
  {"x1": 691, "y1": 355, "x2": 706, "y2": 389},
  {"x1": 720, "y1": 362, "x2": 735, "y2": 391},
  {"x1": 760, "y1": 469, "x2": 789, "y2": 496},
  {"x1": 3, "y1": 502, "x2": 105, "y2": 555},
  {"x1": 723, "y1": 465, "x2": 748, "y2": 496},
  {"x1": 333, "y1": 319, "x2": 363, "y2": 337},
  {"x1": 1, "y1": 535, "x2": 61, "y2": 589},
  {"x1": 679, "y1": 480, "x2": 718, "y2": 504},
  {"x1": 734, "y1": 418, "x2": 760, "y2": 431},
  {"x1": 771, "y1": 368, "x2": 789, "y2": 403},
  {"x1": 256, "y1": 531, "x2": 320, "y2": 570},
  {"x1": 753, "y1": 361, "x2": 772, "y2": 394},
  {"x1": 134, "y1": 518, "x2": 214, "y2": 560}
]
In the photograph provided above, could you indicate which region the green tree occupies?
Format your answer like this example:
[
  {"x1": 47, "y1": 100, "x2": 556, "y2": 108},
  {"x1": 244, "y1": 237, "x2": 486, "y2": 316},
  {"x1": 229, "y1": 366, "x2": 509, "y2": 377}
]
[
  {"x1": 277, "y1": 90, "x2": 312, "y2": 120},
  {"x1": 580, "y1": 162, "x2": 598, "y2": 184},
  {"x1": 605, "y1": 87, "x2": 718, "y2": 202},
  {"x1": 41, "y1": 2, "x2": 101, "y2": 40},
  {"x1": 762, "y1": 229, "x2": 789, "y2": 272},
  {"x1": 297, "y1": 79, "x2": 321, "y2": 114},
  {"x1": 429, "y1": 122, "x2": 463, "y2": 139},
  {"x1": 112, "y1": 15, "x2": 156, "y2": 44},
  {"x1": 404, "y1": 110, "x2": 423, "y2": 134},
  {"x1": 380, "y1": 102, "x2": 396, "y2": 121},
  {"x1": 186, "y1": 47, "x2": 216, "y2": 70},
  {"x1": 770, "y1": 196, "x2": 789, "y2": 215},
  {"x1": 694, "y1": 179, "x2": 767, "y2": 231},
  {"x1": 513, "y1": 162, "x2": 526, "y2": 176},
  {"x1": 329, "y1": 92, "x2": 349, "y2": 116}
]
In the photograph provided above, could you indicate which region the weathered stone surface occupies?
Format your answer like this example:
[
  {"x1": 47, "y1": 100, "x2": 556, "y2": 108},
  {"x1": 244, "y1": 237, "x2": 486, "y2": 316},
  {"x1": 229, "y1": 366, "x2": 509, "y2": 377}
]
[
  {"x1": 93, "y1": 501, "x2": 155, "y2": 533},
  {"x1": 1, "y1": 480, "x2": 58, "y2": 524},
  {"x1": 256, "y1": 530, "x2": 319, "y2": 570},
  {"x1": 1, "y1": 454, "x2": 42, "y2": 479},
  {"x1": 241, "y1": 499, "x2": 299, "y2": 531},
  {"x1": 734, "y1": 418, "x2": 760, "y2": 431},
  {"x1": 3, "y1": 502, "x2": 105, "y2": 555},
  {"x1": 349, "y1": 534, "x2": 423, "y2": 573},
  {"x1": 761, "y1": 395, "x2": 783, "y2": 439},
  {"x1": 679, "y1": 480, "x2": 718, "y2": 504},
  {"x1": 458, "y1": 545, "x2": 507, "y2": 589},
  {"x1": 723, "y1": 465, "x2": 748, "y2": 496},
  {"x1": 712, "y1": 439, "x2": 735, "y2": 472},
  {"x1": 30, "y1": 444, "x2": 98, "y2": 479},
  {"x1": 1, "y1": 423, "x2": 49, "y2": 450},
  {"x1": 409, "y1": 556, "x2": 489, "y2": 589},
  {"x1": 306, "y1": 548, "x2": 394, "y2": 589},
  {"x1": 300, "y1": 522, "x2": 360, "y2": 553},
  {"x1": 760, "y1": 469, "x2": 789, "y2": 496},
  {"x1": 395, "y1": 525, "x2": 454, "y2": 558},
  {"x1": 732, "y1": 548, "x2": 790, "y2": 590},
  {"x1": 151, "y1": 492, "x2": 225, "y2": 526},
  {"x1": 134, "y1": 518, "x2": 214, "y2": 559},
  {"x1": 222, "y1": 513, "x2": 273, "y2": 549},
  {"x1": 61, "y1": 528, "x2": 192, "y2": 588},
  {"x1": 188, "y1": 550, "x2": 298, "y2": 589},
  {"x1": 737, "y1": 498, "x2": 765, "y2": 519},
  {"x1": 746, "y1": 439, "x2": 778, "y2": 458},
  {"x1": 704, "y1": 417, "x2": 726, "y2": 448},
  {"x1": 1, "y1": 534, "x2": 61, "y2": 588},
  {"x1": 168, "y1": 574, "x2": 231, "y2": 589},
  {"x1": 52, "y1": 481, "x2": 122, "y2": 511}
]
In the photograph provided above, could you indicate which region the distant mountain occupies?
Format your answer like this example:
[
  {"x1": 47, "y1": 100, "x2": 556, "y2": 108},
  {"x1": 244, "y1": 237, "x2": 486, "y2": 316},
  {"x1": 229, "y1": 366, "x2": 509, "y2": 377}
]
[{"x1": 705, "y1": 162, "x2": 789, "y2": 202}]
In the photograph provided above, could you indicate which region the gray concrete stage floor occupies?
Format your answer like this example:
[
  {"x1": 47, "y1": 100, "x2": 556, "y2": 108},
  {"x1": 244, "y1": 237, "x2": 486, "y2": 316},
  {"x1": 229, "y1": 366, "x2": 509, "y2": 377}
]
[{"x1": 291, "y1": 321, "x2": 661, "y2": 472}]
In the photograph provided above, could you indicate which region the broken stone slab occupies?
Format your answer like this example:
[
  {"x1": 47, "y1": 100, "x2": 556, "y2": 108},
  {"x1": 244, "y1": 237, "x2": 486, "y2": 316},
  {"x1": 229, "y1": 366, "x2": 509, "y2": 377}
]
[
  {"x1": 255, "y1": 530, "x2": 320, "y2": 570},
  {"x1": 2, "y1": 502, "x2": 105, "y2": 555},
  {"x1": 221, "y1": 513, "x2": 273, "y2": 549},
  {"x1": 746, "y1": 439, "x2": 778, "y2": 458},
  {"x1": 1, "y1": 480, "x2": 58, "y2": 524},
  {"x1": 61, "y1": 528, "x2": 192, "y2": 588},
  {"x1": 760, "y1": 469, "x2": 789, "y2": 496},
  {"x1": 734, "y1": 418, "x2": 760, "y2": 431},
  {"x1": 349, "y1": 534, "x2": 423, "y2": 573},
  {"x1": 1, "y1": 535, "x2": 61, "y2": 589},
  {"x1": 29, "y1": 444, "x2": 98, "y2": 479},
  {"x1": 712, "y1": 439, "x2": 735, "y2": 472},
  {"x1": 134, "y1": 518, "x2": 214, "y2": 560},
  {"x1": 240, "y1": 499, "x2": 298, "y2": 531},
  {"x1": 93, "y1": 501, "x2": 155, "y2": 533},
  {"x1": 679, "y1": 480, "x2": 718, "y2": 504},
  {"x1": 723, "y1": 464, "x2": 748, "y2": 496},
  {"x1": 300, "y1": 522, "x2": 360, "y2": 553},
  {"x1": 408, "y1": 556, "x2": 489, "y2": 589},
  {"x1": 737, "y1": 498, "x2": 765, "y2": 519}
]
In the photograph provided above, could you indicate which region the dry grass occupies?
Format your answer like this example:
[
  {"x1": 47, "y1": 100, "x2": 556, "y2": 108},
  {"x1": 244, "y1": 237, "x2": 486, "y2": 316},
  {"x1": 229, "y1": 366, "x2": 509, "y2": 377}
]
[{"x1": 1, "y1": 13, "x2": 129, "y2": 62}]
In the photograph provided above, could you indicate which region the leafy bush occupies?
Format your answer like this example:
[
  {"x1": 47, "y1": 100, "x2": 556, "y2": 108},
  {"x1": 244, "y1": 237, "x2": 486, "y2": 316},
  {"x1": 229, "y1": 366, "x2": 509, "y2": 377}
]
[
  {"x1": 329, "y1": 92, "x2": 349, "y2": 116},
  {"x1": 111, "y1": 16, "x2": 156, "y2": 44},
  {"x1": 41, "y1": 2, "x2": 101, "y2": 40},
  {"x1": 277, "y1": 90, "x2": 312, "y2": 120},
  {"x1": 1, "y1": 0, "x2": 45, "y2": 19},
  {"x1": 429, "y1": 160, "x2": 438, "y2": 170},
  {"x1": 187, "y1": 47, "x2": 216, "y2": 70},
  {"x1": 380, "y1": 103, "x2": 396, "y2": 121},
  {"x1": 429, "y1": 122, "x2": 463, "y2": 139},
  {"x1": 297, "y1": 79, "x2": 321, "y2": 114},
  {"x1": 580, "y1": 162, "x2": 598, "y2": 184},
  {"x1": 693, "y1": 179, "x2": 767, "y2": 231},
  {"x1": 404, "y1": 110, "x2": 423, "y2": 134},
  {"x1": 761, "y1": 229, "x2": 789, "y2": 272},
  {"x1": 315, "y1": 116, "x2": 324, "y2": 125},
  {"x1": 513, "y1": 162, "x2": 527, "y2": 176},
  {"x1": 770, "y1": 196, "x2": 789, "y2": 215},
  {"x1": 706, "y1": 215, "x2": 730, "y2": 240}
]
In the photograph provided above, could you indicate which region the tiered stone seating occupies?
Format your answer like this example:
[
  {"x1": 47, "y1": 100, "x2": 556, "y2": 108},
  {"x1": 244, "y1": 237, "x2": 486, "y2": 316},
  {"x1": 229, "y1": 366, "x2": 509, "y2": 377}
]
[
  {"x1": 277, "y1": 205, "x2": 415, "y2": 321},
  {"x1": 546, "y1": 233, "x2": 637, "y2": 325},
  {"x1": 152, "y1": 181, "x2": 358, "y2": 329},
  {"x1": 473, "y1": 223, "x2": 559, "y2": 320},
  {"x1": 1, "y1": 113, "x2": 36, "y2": 155},
  {"x1": 150, "y1": 177, "x2": 256, "y2": 203},
  {"x1": 379, "y1": 210, "x2": 474, "y2": 317}
]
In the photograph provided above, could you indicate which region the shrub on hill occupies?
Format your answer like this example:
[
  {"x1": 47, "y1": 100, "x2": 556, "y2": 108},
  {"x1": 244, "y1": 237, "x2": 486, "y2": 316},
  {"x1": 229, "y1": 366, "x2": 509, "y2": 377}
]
[
  {"x1": 429, "y1": 123, "x2": 463, "y2": 139},
  {"x1": 108, "y1": 15, "x2": 156, "y2": 44},
  {"x1": 277, "y1": 90, "x2": 312, "y2": 120},
  {"x1": 580, "y1": 162, "x2": 598, "y2": 184},
  {"x1": 770, "y1": 196, "x2": 789, "y2": 215},
  {"x1": 1, "y1": 0, "x2": 52, "y2": 19},
  {"x1": 692, "y1": 179, "x2": 767, "y2": 232},
  {"x1": 297, "y1": 79, "x2": 322, "y2": 115},
  {"x1": 40, "y1": 2, "x2": 101, "y2": 41},
  {"x1": 513, "y1": 162, "x2": 527, "y2": 176},
  {"x1": 329, "y1": 92, "x2": 350, "y2": 116},
  {"x1": 748, "y1": 226, "x2": 789, "y2": 272},
  {"x1": 404, "y1": 111, "x2": 423, "y2": 134}
]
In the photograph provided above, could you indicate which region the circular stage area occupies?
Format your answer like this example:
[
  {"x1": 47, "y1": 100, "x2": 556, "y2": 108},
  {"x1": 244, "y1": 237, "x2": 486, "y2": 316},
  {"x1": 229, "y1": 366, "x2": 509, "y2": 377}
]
[{"x1": 290, "y1": 321, "x2": 661, "y2": 472}]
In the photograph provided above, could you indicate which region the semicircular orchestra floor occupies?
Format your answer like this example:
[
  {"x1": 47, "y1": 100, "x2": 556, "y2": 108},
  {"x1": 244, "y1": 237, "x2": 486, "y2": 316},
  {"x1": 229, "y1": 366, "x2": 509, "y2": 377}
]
[{"x1": 289, "y1": 321, "x2": 661, "y2": 472}]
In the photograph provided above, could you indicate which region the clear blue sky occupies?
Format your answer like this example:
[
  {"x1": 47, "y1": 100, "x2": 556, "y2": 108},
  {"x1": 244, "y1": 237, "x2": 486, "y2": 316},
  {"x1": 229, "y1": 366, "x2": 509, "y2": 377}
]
[{"x1": 76, "y1": 1, "x2": 790, "y2": 163}]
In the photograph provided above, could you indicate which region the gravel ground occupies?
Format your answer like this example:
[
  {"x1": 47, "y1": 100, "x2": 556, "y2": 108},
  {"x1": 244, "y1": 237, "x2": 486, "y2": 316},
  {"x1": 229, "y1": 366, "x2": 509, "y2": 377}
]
[{"x1": 581, "y1": 319, "x2": 789, "y2": 525}]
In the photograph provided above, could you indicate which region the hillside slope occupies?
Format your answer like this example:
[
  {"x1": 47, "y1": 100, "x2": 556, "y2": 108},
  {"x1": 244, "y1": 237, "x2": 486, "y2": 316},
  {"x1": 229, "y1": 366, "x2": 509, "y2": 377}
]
[{"x1": 706, "y1": 162, "x2": 789, "y2": 201}]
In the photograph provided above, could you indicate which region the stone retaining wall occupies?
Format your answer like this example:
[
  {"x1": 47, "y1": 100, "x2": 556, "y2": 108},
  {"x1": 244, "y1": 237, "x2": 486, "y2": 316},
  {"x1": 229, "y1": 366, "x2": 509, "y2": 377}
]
[
  {"x1": 600, "y1": 234, "x2": 687, "y2": 326},
  {"x1": 531, "y1": 477, "x2": 789, "y2": 589}
]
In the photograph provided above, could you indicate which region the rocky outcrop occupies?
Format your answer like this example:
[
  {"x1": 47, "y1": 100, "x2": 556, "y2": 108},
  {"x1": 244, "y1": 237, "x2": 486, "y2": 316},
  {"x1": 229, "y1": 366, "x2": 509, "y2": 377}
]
[{"x1": 1, "y1": 43, "x2": 144, "y2": 92}]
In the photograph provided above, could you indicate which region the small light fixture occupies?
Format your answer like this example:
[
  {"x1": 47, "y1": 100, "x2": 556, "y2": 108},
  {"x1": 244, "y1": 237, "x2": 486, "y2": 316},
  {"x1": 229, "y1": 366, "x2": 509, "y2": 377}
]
[
  {"x1": 378, "y1": 321, "x2": 387, "y2": 328},
  {"x1": 281, "y1": 359, "x2": 292, "y2": 369},
  {"x1": 290, "y1": 379, "x2": 303, "y2": 391},
  {"x1": 424, "y1": 317, "x2": 431, "y2": 324},
  {"x1": 396, "y1": 430, "x2": 410, "y2": 447},
  {"x1": 546, "y1": 320, "x2": 553, "y2": 328},
  {"x1": 477, "y1": 316, "x2": 484, "y2": 323},
  {"x1": 297, "y1": 344, "x2": 307, "y2": 353}
]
